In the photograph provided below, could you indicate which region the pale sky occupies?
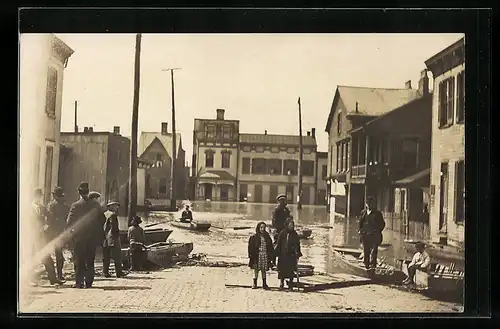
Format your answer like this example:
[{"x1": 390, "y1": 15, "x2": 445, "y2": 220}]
[{"x1": 56, "y1": 33, "x2": 463, "y2": 165}]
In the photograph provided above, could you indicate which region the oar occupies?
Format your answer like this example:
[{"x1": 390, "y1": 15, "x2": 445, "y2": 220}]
[{"x1": 233, "y1": 226, "x2": 252, "y2": 230}]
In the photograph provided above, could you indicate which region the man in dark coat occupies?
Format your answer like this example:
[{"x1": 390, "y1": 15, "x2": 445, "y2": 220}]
[
  {"x1": 66, "y1": 182, "x2": 106, "y2": 288},
  {"x1": 32, "y1": 188, "x2": 63, "y2": 285},
  {"x1": 271, "y1": 194, "x2": 291, "y2": 242},
  {"x1": 103, "y1": 200, "x2": 126, "y2": 278},
  {"x1": 358, "y1": 196, "x2": 386, "y2": 270},
  {"x1": 46, "y1": 186, "x2": 70, "y2": 280}
]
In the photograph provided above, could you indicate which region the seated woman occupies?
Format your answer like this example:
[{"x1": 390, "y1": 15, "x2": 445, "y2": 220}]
[
  {"x1": 247, "y1": 221, "x2": 274, "y2": 290},
  {"x1": 274, "y1": 218, "x2": 302, "y2": 290},
  {"x1": 128, "y1": 216, "x2": 147, "y2": 271},
  {"x1": 180, "y1": 205, "x2": 193, "y2": 223}
]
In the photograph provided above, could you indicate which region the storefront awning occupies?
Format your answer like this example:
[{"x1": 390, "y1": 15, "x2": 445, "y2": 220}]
[
  {"x1": 198, "y1": 170, "x2": 236, "y2": 186},
  {"x1": 394, "y1": 168, "x2": 430, "y2": 186}
]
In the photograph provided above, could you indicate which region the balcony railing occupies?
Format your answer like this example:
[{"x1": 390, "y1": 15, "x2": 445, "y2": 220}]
[
  {"x1": 352, "y1": 165, "x2": 366, "y2": 178},
  {"x1": 351, "y1": 163, "x2": 390, "y2": 179}
]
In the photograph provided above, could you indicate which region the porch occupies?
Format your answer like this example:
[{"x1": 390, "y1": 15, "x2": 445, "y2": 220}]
[{"x1": 196, "y1": 170, "x2": 237, "y2": 201}]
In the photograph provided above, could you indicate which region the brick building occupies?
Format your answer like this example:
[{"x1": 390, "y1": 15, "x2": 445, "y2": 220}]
[{"x1": 424, "y1": 37, "x2": 465, "y2": 247}]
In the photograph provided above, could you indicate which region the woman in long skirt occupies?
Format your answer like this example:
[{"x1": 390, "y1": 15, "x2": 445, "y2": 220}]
[
  {"x1": 274, "y1": 218, "x2": 302, "y2": 290},
  {"x1": 247, "y1": 221, "x2": 274, "y2": 289}
]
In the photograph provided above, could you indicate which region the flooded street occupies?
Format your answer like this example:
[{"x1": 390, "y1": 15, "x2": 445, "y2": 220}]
[{"x1": 118, "y1": 201, "x2": 449, "y2": 276}]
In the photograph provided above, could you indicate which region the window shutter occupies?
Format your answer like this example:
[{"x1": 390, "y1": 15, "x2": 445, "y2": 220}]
[
  {"x1": 447, "y1": 77, "x2": 455, "y2": 124},
  {"x1": 438, "y1": 81, "x2": 444, "y2": 127}
]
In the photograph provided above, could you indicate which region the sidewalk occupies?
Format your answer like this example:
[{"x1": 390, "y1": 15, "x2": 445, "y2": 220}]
[{"x1": 19, "y1": 266, "x2": 463, "y2": 313}]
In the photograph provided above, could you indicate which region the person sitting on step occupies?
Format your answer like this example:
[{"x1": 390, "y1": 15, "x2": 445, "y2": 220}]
[{"x1": 403, "y1": 242, "x2": 431, "y2": 285}]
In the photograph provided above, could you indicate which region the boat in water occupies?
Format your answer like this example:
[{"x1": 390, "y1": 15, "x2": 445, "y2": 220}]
[
  {"x1": 333, "y1": 247, "x2": 405, "y2": 283},
  {"x1": 146, "y1": 241, "x2": 194, "y2": 268},
  {"x1": 119, "y1": 227, "x2": 173, "y2": 247},
  {"x1": 171, "y1": 219, "x2": 211, "y2": 232}
]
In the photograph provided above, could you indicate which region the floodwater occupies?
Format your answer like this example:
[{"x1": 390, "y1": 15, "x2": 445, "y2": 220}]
[{"x1": 119, "y1": 201, "x2": 462, "y2": 275}]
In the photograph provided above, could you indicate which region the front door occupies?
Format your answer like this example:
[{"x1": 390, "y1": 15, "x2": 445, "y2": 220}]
[
  {"x1": 302, "y1": 186, "x2": 311, "y2": 205},
  {"x1": 220, "y1": 185, "x2": 229, "y2": 201},
  {"x1": 254, "y1": 185, "x2": 263, "y2": 203},
  {"x1": 269, "y1": 185, "x2": 278, "y2": 203},
  {"x1": 318, "y1": 189, "x2": 326, "y2": 205},
  {"x1": 205, "y1": 184, "x2": 213, "y2": 200},
  {"x1": 286, "y1": 185, "x2": 294, "y2": 204}
]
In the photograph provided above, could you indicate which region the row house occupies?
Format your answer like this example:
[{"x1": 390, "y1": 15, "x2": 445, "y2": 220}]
[
  {"x1": 192, "y1": 109, "x2": 240, "y2": 201},
  {"x1": 138, "y1": 122, "x2": 188, "y2": 201},
  {"x1": 424, "y1": 37, "x2": 465, "y2": 247},
  {"x1": 238, "y1": 130, "x2": 317, "y2": 204},
  {"x1": 325, "y1": 84, "x2": 422, "y2": 217},
  {"x1": 59, "y1": 126, "x2": 130, "y2": 216}
]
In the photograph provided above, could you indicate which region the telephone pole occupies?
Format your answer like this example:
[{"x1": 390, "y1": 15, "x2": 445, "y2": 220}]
[
  {"x1": 297, "y1": 97, "x2": 304, "y2": 211},
  {"x1": 127, "y1": 33, "x2": 142, "y2": 226},
  {"x1": 74, "y1": 100, "x2": 78, "y2": 132},
  {"x1": 161, "y1": 68, "x2": 181, "y2": 210}
]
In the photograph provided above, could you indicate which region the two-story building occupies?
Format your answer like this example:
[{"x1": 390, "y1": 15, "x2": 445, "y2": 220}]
[
  {"x1": 192, "y1": 109, "x2": 240, "y2": 201},
  {"x1": 238, "y1": 130, "x2": 318, "y2": 204},
  {"x1": 325, "y1": 84, "x2": 421, "y2": 218},
  {"x1": 59, "y1": 126, "x2": 130, "y2": 216},
  {"x1": 139, "y1": 122, "x2": 187, "y2": 201},
  {"x1": 424, "y1": 37, "x2": 465, "y2": 247}
]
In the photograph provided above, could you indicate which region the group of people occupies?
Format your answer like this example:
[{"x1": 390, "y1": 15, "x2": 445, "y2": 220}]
[
  {"x1": 30, "y1": 181, "x2": 148, "y2": 289},
  {"x1": 247, "y1": 194, "x2": 303, "y2": 290}
]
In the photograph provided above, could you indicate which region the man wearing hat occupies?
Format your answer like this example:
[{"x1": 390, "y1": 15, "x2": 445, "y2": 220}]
[
  {"x1": 103, "y1": 200, "x2": 126, "y2": 278},
  {"x1": 32, "y1": 188, "x2": 63, "y2": 285},
  {"x1": 46, "y1": 186, "x2": 70, "y2": 280},
  {"x1": 358, "y1": 196, "x2": 386, "y2": 271},
  {"x1": 271, "y1": 194, "x2": 291, "y2": 242},
  {"x1": 66, "y1": 182, "x2": 107, "y2": 288}
]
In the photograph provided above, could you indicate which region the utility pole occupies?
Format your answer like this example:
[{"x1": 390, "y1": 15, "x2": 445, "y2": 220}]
[
  {"x1": 297, "y1": 97, "x2": 304, "y2": 211},
  {"x1": 127, "y1": 33, "x2": 142, "y2": 226},
  {"x1": 74, "y1": 101, "x2": 78, "y2": 132},
  {"x1": 161, "y1": 68, "x2": 181, "y2": 210}
]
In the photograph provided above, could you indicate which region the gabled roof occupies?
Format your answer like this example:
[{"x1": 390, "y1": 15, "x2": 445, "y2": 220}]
[
  {"x1": 325, "y1": 86, "x2": 421, "y2": 133},
  {"x1": 239, "y1": 133, "x2": 316, "y2": 147},
  {"x1": 139, "y1": 132, "x2": 183, "y2": 158}
]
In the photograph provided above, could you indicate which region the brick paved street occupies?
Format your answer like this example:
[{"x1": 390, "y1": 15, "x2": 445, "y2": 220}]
[{"x1": 19, "y1": 266, "x2": 463, "y2": 313}]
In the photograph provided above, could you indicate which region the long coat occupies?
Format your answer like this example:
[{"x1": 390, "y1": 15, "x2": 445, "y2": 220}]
[
  {"x1": 247, "y1": 232, "x2": 274, "y2": 270},
  {"x1": 46, "y1": 199, "x2": 69, "y2": 239},
  {"x1": 103, "y1": 210, "x2": 121, "y2": 248},
  {"x1": 358, "y1": 209, "x2": 385, "y2": 246},
  {"x1": 271, "y1": 206, "x2": 291, "y2": 233},
  {"x1": 274, "y1": 229, "x2": 302, "y2": 279},
  {"x1": 66, "y1": 197, "x2": 106, "y2": 247}
]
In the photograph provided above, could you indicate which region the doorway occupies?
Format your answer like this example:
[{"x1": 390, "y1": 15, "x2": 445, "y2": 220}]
[
  {"x1": 269, "y1": 185, "x2": 278, "y2": 203},
  {"x1": 220, "y1": 185, "x2": 229, "y2": 201},
  {"x1": 204, "y1": 184, "x2": 213, "y2": 200},
  {"x1": 286, "y1": 185, "x2": 294, "y2": 204},
  {"x1": 254, "y1": 185, "x2": 263, "y2": 203}
]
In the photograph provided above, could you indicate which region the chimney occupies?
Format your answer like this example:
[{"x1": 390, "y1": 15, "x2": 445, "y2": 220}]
[
  {"x1": 88, "y1": 127, "x2": 93, "y2": 132},
  {"x1": 264, "y1": 130, "x2": 267, "y2": 135},
  {"x1": 307, "y1": 131, "x2": 311, "y2": 136},
  {"x1": 311, "y1": 128, "x2": 316, "y2": 138},
  {"x1": 161, "y1": 122, "x2": 168, "y2": 135},
  {"x1": 405, "y1": 80, "x2": 412, "y2": 89},
  {"x1": 83, "y1": 127, "x2": 89, "y2": 133},
  {"x1": 216, "y1": 109, "x2": 225, "y2": 120},
  {"x1": 418, "y1": 69, "x2": 430, "y2": 95},
  {"x1": 113, "y1": 126, "x2": 120, "y2": 135}
]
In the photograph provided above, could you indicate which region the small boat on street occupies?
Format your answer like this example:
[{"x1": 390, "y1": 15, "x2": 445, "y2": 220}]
[
  {"x1": 146, "y1": 241, "x2": 194, "y2": 268},
  {"x1": 119, "y1": 227, "x2": 173, "y2": 247},
  {"x1": 171, "y1": 219, "x2": 211, "y2": 232},
  {"x1": 333, "y1": 247, "x2": 405, "y2": 283}
]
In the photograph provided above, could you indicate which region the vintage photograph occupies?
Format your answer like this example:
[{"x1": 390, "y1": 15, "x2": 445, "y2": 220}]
[{"x1": 18, "y1": 33, "x2": 465, "y2": 313}]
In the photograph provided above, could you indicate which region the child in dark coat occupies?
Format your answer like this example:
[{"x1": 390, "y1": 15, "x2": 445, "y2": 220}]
[{"x1": 247, "y1": 221, "x2": 274, "y2": 289}]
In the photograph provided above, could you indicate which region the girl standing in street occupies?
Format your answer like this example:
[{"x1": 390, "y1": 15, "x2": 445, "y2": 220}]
[
  {"x1": 274, "y1": 217, "x2": 302, "y2": 290},
  {"x1": 247, "y1": 221, "x2": 274, "y2": 289}
]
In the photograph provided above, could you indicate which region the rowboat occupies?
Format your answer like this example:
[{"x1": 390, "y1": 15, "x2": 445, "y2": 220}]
[
  {"x1": 146, "y1": 241, "x2": 194, "y2": 268},
  {"x1": 333, "y1": 247, "x2": 405, "y2": 283},
  {"x1": 171, "y1": 219, "x2": 211, "y2": 232},
  {"x1": 119, "y1": 228, "x2": 173, "y2": 247}
]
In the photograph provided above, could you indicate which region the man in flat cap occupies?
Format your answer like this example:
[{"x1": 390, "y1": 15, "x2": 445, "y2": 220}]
[
  {"x1": 358, "y1": 196, "x2": 386, "y2": 271},
  {"x1": 66, "y1": 182, "x2": 106, "y2": 288},
  {"x1": 271, "y1": 194, "x2": 291, "y2": 242},
  {"x1": 103, "y1": 200, "x2": 126, "y2": 278},
  {"x1": 46, "y1": 186, "x2": 70, "y2": 281}
]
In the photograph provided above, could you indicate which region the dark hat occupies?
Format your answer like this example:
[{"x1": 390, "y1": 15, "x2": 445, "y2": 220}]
[
  {"x1": 132, "y1": 216, "x2": 142, "y2": 225},
  {"x1": 78, "y1": 181, "x2": 89, "y2": 191},
  {"x1": 277, "y1": 194, "x2": 286, "y2": 201},
  {"x1": 89, "y1": 191, "x2": 101, "y2": 199},
  {"x1": 415, "y1": 241, "x2": 426, "y2": 249},
  {"x1": 106, "y1": 200, "x2": 120, "y2": 207},
  {"x1": 52, "y1": 186, "x2": 65, "y2": 197}
]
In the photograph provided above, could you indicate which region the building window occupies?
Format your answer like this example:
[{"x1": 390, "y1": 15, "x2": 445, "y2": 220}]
[
  {"x1": 256, "y1": 146, "x2": 264, "y2": 153},
  {"x1": 205, "y1": 151, "x2": 214, "y2": 168},
  {"x1": 344, "y1": 141, "x2": 349, "y2": 171},
  {"x1": 322, "y1": 165, "x2": 327, "y2": 179},
  {"x1": 242, "y1": 158, "x2": 251, "y2": 174},
  {"x1": 455, "y1": 160, "x2": 465, "y2": 223},
  {"x1": 287, "y1": 147, "x2": 296, "y2": 154},
  {"x1": 401, "y1": 138, "x2": 419, "y2": 169},
  {"x1": 221, "y1": 152, "x2": 231, "y2": 168},
  {"x1": 340, "y1": 143, "x2": 345, "y2": 171},
  {"x1": 337, "y1": 112, "x2": 342, "y2": 136},
  {"x1": 156, "y1": 153, "x2": 163, "y2": 162},
  {"x1": 220, "y1": 185, "x2": 229, "y2": 201},
  {"x1": 252, "y1": 158, "x2": 267, "y2": 174},
  {"x1": 438, "y1": 77, "x2": 455, "y2": 128},
  {"x1": 336, "y1": 143, "x2": 341, "y2": 172},
  {"x1": 159, "y1": 178, "x2": 167, "y2": 195},
  {"x1": 456, "y1": 71, "x2": 465, "y2": 124},
  {"x1": 302, "y1": 160, "x2": 315, "y2": 177},
  {"x1": 239, "y1": 184, "x2": 248, "y2": 201},
  {"x1": 271, "y1": 147, "x2": 279, "y2": 153},
  {"x1": 45, "y1": 66, "x2": 58, "y2": 118},
  {"x1": 222, "y1": 126, "x2": 232, "y2": 140},
  {"x1": 205, "y1": 125, "x2": 216, "y2": 140},
  {"x1": 303, "y1": 148, "x2": 312, "y2": 154},
  {"x1": 283, "y1": 160, "x2": 298, "y2": 176},
  {"x1": 242, "y1": 145, "x2": 251, "y2": 152},
  {"x1": 439, "y1": 162, "x2": 449, "y2": 231},
  {"x1": 267, "y1": 159, "x2": 282, "y2": 175},
  {"x1": 329, "y1": 145, "x2": 334, "y2": 177}
]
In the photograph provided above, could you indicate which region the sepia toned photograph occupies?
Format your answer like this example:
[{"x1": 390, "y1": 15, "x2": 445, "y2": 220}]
[{"x1": 18, "y1": 32, "x2": 466, "y2": 314}]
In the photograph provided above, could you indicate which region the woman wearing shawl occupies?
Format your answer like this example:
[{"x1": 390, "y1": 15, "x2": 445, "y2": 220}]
[
  {"x1": 247, "y1": 221, "x2": 274, "y2": 289},
  {"x1": 274, "y1": 217, "x2": 302, "y2": 290}
]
